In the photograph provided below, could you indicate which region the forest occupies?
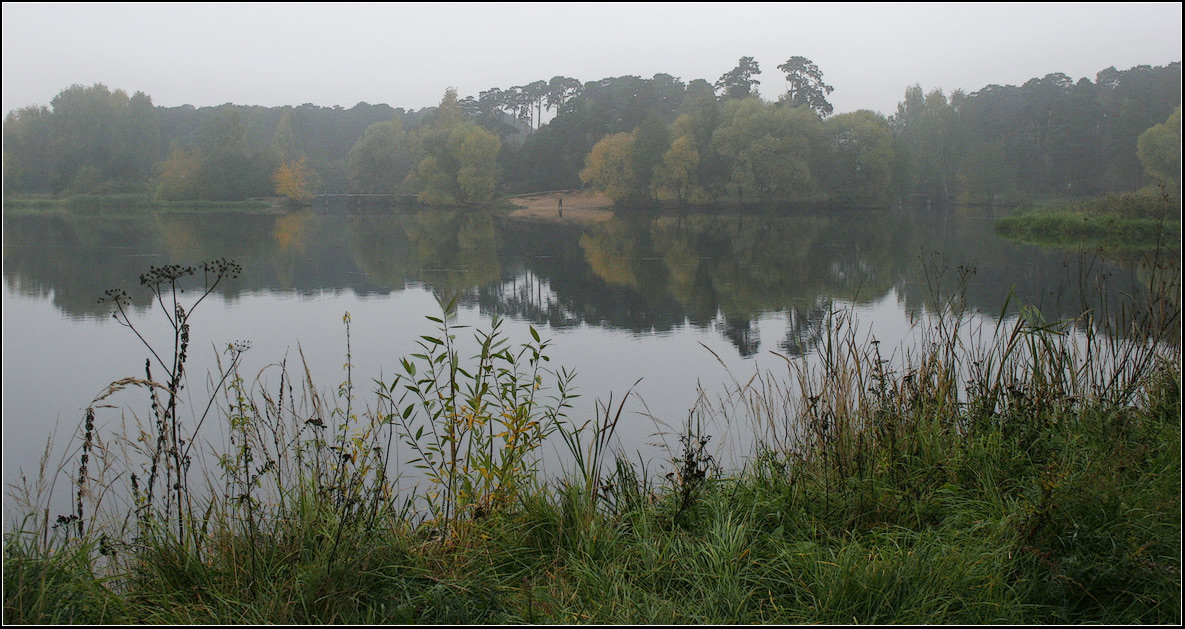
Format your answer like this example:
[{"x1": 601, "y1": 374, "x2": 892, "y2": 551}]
[{"x1": 2, "y1": 57, "x2": 1180, "y2": 208}]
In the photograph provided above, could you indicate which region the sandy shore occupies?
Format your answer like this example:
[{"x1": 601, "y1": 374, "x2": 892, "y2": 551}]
[{"x1": 507, "y1": 190, "x2": 614, "y2": 225}]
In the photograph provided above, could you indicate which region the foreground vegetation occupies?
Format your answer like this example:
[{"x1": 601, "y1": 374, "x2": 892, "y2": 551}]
[{"x1": 3, "y1": 257, "x2": 1180, "y2": 624}]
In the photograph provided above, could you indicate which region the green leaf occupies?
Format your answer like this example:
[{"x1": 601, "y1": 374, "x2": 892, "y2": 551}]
[{"x1": 530, "y1": 326, "x2": 541, "y2": 342}]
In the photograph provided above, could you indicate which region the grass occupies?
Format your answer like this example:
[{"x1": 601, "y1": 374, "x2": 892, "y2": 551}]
[
  {"x1": 995, "y1": 189, "x2": 1181, "y2": 252},
  {"x1": 3, "y1": 193, "x2": 271, "y2": 213},
  {"x1": 3, "y1": 254, "x2": 1181, "y2": 624}
]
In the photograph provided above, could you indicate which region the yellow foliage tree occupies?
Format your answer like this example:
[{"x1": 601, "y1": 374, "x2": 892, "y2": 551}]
[
  {"x1": 155, "y1": 141, "x2": 201, "y2": 201},
  {"x1": 580, "y1": 132, "x2": 639, "y2": 204},
  {"x1": 273, "y1": 157, "x2": 316, "y2": 205},
  {"x1": 653, "y1": 135, "x2": 701, "y2": 204}
]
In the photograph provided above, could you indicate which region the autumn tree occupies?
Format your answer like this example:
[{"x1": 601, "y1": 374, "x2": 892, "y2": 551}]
[
  {"x1": 273, "y1": 157, "x2": 317, "y2": 206},
  {"x1": 580, "y1": 131, "x2": 640, "y2": 204},
  {"x1": 155, "y1": 141, "x2": 201, "y2": 200}
]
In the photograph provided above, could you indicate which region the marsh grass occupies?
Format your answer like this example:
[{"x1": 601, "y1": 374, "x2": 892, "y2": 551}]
[
  {"x1": 995, "y1": 188, "x2": 1182, "y2": 252},
  {"x1": 3, "y1": 250, "x2": 1180, "y2": 624},
  {"x1": 2, "y1": 194, "x2": 271, "y2": 214}
]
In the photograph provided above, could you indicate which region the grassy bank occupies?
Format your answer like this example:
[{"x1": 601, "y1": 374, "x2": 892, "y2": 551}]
[
  {"x1": 4, "y1": 261, "x2": 1181, "y2": 624},
  {"x1": 995, "y1": 190, "x2": 1181, "y2": 251},
  {"x1": 3, "y1": 193, "x2": 272, "y2": 213}
]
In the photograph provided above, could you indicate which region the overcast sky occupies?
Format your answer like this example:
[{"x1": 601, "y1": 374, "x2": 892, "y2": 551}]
[{"x1": 3, "y1": 2, "x2": 1181, "y2": 118}]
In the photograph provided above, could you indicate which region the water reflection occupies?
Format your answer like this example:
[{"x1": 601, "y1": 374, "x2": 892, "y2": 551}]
[{"x1": 3, "y1": 206, "x2": 1160, "y2": 352}]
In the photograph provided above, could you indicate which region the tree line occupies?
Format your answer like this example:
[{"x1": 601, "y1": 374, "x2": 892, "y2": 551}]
[{"x1": 3, "y1": 57, "x2": 1179, "y2": 207}]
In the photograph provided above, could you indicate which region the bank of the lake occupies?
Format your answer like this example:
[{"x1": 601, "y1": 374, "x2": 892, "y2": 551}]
[
  {"x1": 4, "y1": 295, "x2": 1180, "y2": 624},
  {"x1": 2, "y1": 193, "x2": 273, "y2": 213},
  {"x1": 995, "y1": 190, "x2": 1182, "y2": 251}
]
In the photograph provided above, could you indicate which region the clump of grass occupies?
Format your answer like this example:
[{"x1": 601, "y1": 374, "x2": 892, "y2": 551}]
[
  {"x1": 995, "y1": 188, "x2": 1181, "y2": 251},
  {"x1": 3, "y1": 529, "x2": 125, "y2": 624}
]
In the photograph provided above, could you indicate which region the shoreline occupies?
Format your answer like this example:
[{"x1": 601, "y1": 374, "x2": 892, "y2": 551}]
[{"x1": 506, "y1": 189, "x2": 614, "y2": 225}]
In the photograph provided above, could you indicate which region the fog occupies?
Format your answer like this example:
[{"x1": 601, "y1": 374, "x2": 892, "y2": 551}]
[{"x1": 3, "y1": 2, "x2": 1181, "y2": 115}]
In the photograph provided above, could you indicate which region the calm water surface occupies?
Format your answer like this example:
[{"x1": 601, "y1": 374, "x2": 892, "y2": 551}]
[{"x1": 2, "y1": 206, "x2": 1146, "y2": 516}]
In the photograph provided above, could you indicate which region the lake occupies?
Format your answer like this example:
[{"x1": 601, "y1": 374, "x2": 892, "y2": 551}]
[{"x1": 1, "y1": 205, "x2": 1151, "y2": 518}]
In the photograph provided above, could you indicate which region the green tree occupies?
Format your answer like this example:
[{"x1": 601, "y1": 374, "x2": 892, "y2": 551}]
[
  {"x1": 653, "y1": 134, "x2": 701, "y2": 204},
  {"x1": 777, "y1": 56, "x2": 835, "y2": 117},
  {"x1": 821, "y1": 111, "x2": 895, "y2": 206},
  {"x1": 450, "y1": 122, "x2": 502, "y2": 203},
  {"x1": 347, "y1": 116, "x2": 415, "y2": 193},
  {"x1": 631, "y1": 114, "x2": 671, "y2": 197},
  {"x1": 959, "y1": 139, "x2": 1014, "y2": 206},
  {"x1": 409, "y1": 104, "x2": 502, "y2": 206},
  {"x1": 516, "y1": 79, "x2": 549, "y2": 129},
  {"x1": 3, "y1": 106, "x2": 54, "y2": 193},
  {"x1": 1137, "y1": 106, "x2": 1181, "y2": 195},
  {"x1": 890, "y1": 86, "x2": 960, "y2": 202},
  {"x1": 39, "y1": 83, "x2": 160, "y2": 193},
  {"x1": 195, "y1": 106, "x2": 266, "y2": 200},
  {"x1": 546, "y1": 76, "x2": 583, "y2": 115},
  {"x1": 433, "y1": 87, "x2": 465, "y2": 130},
  {"x1": 716, "y1": 56, "x2": 761, "y2": 100},
  {"x1": 709, "y1": 98, "x2": 825, "y2": 204},
  {"x1": 271, "y1": 108, "x2": 302, "y2": 163}
]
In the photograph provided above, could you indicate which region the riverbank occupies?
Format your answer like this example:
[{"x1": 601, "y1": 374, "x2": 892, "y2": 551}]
[
  {"x1": 2, "y1": 193, "x2": 275, "y2": 213},
  {"x1": 995, "y1": 190, "x2": 1181, "y2": 251},
  {"x1": 507, "y1": 189, "x2": 615, "y2": 225},
  {"x1": 4, "y1": 282, "x2": 1180, "y2": 623}
]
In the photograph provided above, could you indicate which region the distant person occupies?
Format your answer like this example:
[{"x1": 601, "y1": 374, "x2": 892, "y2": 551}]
[{"x1": 558, "y1": 196, "x2": 563, "y2": 218}]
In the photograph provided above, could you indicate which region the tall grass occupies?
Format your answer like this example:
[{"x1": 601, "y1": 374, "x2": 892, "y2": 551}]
[{"x1": 4, "y1": 251, "x2": 1180, "y2": 624}]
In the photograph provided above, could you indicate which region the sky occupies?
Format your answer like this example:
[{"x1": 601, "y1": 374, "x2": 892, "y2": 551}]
[{"x1": 2, "y1": 2, "x2": 1181, "y2": 118}]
